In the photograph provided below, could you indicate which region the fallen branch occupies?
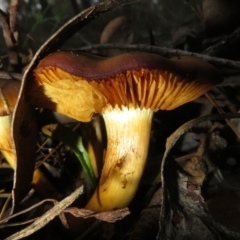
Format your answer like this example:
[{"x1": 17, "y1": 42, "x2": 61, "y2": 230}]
[
  {"x1": 80, "y1": 43, "x2": 240, "y2": 69},
  {"x1": 0, "y1": 9, "x2": 19, "y2": 70},
  {"x1": 5, "y1": 186, "x2": 84, "y2": 240}
]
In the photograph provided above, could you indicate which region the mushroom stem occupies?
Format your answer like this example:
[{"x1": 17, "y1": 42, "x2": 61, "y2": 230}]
[
  {"x1": 0, "y1": 115, "x2": 15, "y2": 168},
  {"x1": 85, "y1": 107, "x2": 153, "y2": 212}
]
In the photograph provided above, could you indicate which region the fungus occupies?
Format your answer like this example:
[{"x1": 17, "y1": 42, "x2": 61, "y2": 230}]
[
  {"x1": 27, "y1": 51, "x2": 222, "y2": 212},
  {"x1": 0, "y1": 79, "x2": 21, "y2": 168},
  {"x1": 0, "y1": 79, "x2": 61, "y2": 199}
]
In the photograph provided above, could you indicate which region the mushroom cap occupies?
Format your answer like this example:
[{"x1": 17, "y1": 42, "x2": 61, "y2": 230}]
[
  {"x1": 0, "y1": 79, "x2": 20, "y2": 116},
  {"x1": 27, "y1": 51, "x2": 222, "y2": 121}
]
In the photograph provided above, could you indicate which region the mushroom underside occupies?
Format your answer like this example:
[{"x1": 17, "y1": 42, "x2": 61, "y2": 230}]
[{"x1": 29, "y1": 66, "x2": 214, "y2": 121}]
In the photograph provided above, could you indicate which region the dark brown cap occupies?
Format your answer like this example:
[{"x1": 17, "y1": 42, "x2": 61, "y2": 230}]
[{"x1": 27, "y1": 51, "x2": 222, "y2": 121}]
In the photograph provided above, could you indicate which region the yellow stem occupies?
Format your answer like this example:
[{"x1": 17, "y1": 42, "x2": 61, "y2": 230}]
[{"x1": 85, "y1": 107, "x2": 153, "y2": 212}]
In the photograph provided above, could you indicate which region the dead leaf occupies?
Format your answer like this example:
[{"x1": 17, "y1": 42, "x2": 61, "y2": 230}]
[
  {"x1": 64, "y1": 207, "x2": 130, "y2": 223},
  {"x1": 100, "y1": 16, "x2": 133, "y2": 56},
  {"x1": 158, "y1": 113, "x2": 240, "y2": 239}
]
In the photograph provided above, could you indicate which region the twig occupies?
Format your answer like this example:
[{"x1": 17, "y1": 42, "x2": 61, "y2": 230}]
[
  {"x1": 0, "y1": 218, "x2": 38, "y2": 229},
  {"x1": 5, "y1": 185, "x2": 84, "y2": 240},
  {"x1": 0, "y1": 9, "x2": 19, "y2": 70},
  {"x1": 0, "y1": 194, "x2": 12, "y2": 220},
  {"x1": 0, "y1": 10, "x2": 15, "y2": 48},
  {"x1": 35, "y1": 122, "x2": 81, "y2": 168},
  {"x1": 16, "y1": 24, "x2": 41, "y2": 46},
  {"x1": 0, "y1": 71, "x2": 22, "y2": 81},
  {"x1": 203, "y1": 27, "x2": 240, "y2": 56},
  {"x1": 175, "y1": 153, "x2": 197, "y2": 162},
  {"x1": 0, "y1": 199, "x2": 58, "y2": 225},
  {"x1": 35, "y1": 142, "x2": 63, "y2": 169},
  {"x1": 205, "y1": 92, "x2": 240, "y2": 140},
  {"x1": 79, "y1": 43, "x2": 240, "y2": 69},
  {"x1": 8, "y1": 0, "x2": 20, "y2": 33}
]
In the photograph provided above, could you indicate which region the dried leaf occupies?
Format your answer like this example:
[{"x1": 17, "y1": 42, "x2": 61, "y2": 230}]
[
  {"x1": 100, "y1": 16, "x2": 133, "y2": 56},
  {"x1": 158, "y1": 113, "x2": 240, "y2": 239},
  {"x1": 64, "y1": 207, "x2": 130, "y2": 223}
]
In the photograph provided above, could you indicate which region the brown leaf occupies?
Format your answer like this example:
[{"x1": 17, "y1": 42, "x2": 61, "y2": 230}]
[
  {"x1": 158, "y1": 113, "x2": 240, "y2": 239},
  {"x1": 100, "y1": 16, "x2": 133, "y2": 56},
  {"x1": 64, "y1": 207, "x2": 130, "y2": 223}
]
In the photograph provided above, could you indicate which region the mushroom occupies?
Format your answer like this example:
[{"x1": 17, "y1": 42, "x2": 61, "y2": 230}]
[
  {"x1": 0, "y1": 79, "x2": 61, "y2": 199},
  {"x1": 26, "y1": 51, "x2": 222, "y2": 212},
  {"x1": 0, "y1": 79, "x2": 21, "y2": 168}
]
